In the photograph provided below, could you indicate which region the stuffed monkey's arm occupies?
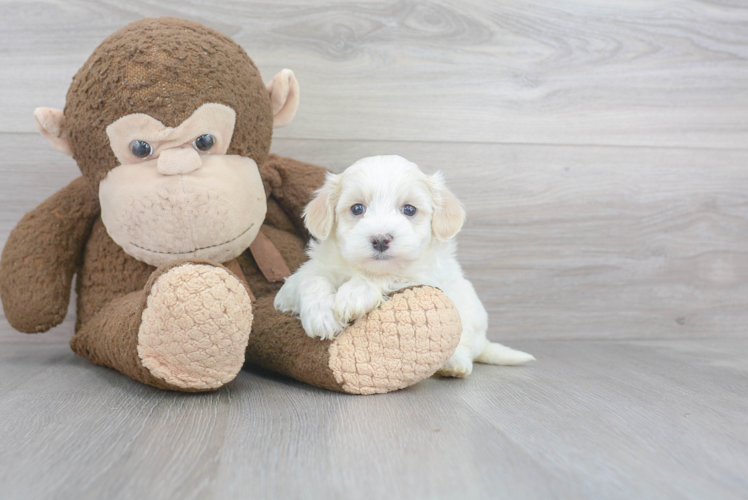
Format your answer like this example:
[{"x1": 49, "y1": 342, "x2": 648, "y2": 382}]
[
  {"x1": 0, "y1": 176, "x2": 99, "y2": 333},
  {"x1": 260, "y1": 154, "x2": 329, "y2": 236}
]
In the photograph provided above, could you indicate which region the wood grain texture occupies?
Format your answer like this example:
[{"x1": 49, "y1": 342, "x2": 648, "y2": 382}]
[
  {"x1": 0, "y1": 338, "x2": 746, "y2": 500},
  {"x1": 1, "y1": 0, "x2": 747, "y2": 148},
  {"x1": 1, "y1": 2, "x2": 748, "y2": 499},
  {"x1": 7, "y1": 135, "x2": 748, "y2": 341},
  {"x1": 271, "y1": 138, "x2": 748, "y2": 340}
]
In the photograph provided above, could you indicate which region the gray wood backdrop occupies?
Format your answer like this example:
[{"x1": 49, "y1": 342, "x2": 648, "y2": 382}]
[
  {"x1": 2, "y1": 0, "x2": 747, "y2": 341},
  {"x1": 2, "y1": 2, "x2": 748, "y2": 500}
]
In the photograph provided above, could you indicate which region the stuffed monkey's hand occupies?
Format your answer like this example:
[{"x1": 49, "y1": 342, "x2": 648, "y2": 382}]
[
  {"x1": 0, "y1": 177, "x2": 99, "y2": 333},
  {"x1": 333, "y1": 276, "x2": 385, "y2": 327}
]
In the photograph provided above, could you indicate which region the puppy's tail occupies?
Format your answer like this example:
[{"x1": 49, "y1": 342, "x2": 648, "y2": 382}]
[{"x1": 475, "y1": 342, "x2": 535, "y2": 366}]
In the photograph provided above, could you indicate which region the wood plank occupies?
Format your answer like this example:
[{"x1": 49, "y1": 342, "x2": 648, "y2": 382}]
[
  {"x1": 272, "y1": 138, "x2": 748, "y2": 340},
  {"x1": 0, "y1": 339, "x2": 745, "y2": 499},
  {"x1": 3, "y1": 135, "x2": 748, "y2": 340},
  {"x1": 1, "y1": 1, "x2": 747, "y2": 148},
  {"x1": 458, "y1": 339, "x2": 748, "y2": 500},
  {"x1": 2, "y1": 3, "x2": 746, "y2": 500}
]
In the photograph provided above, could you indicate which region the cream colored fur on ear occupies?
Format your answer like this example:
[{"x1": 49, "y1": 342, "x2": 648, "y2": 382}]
[
  {"x1": 34, "y1": 107, "x2": 73, "y2": 156},
  {"x1": 429, "y1": 172, "x2": 466, "y2": 241},
  {"x1": 303, "y1": 172, "x2": 342, "y2": 240},
  {"x1": 265, "y1": 69, "x2": 300, "y2": 128}
]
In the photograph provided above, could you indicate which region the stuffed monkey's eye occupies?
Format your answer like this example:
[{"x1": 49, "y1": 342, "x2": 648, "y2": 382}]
[
  {"x1": 351, "y1": 204, "x2": 366, "y2": 216},
  {"x1": 401, "y1": 205, "x2": 417, "y2": 217},
  {"x1": 129, "y1": 140, "x2": 153, "y2": 159},
  {"x1": 193, "y1": 134, "x2": 215, "y2": 152}
]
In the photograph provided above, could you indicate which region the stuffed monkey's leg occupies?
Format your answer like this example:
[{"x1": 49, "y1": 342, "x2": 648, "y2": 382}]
[
  {"x1": 71, "y1": 260, "x2": 253, "y2": 391},
  {"x1": 246, "y1": 286, "x2": 462, "y2": 395}
]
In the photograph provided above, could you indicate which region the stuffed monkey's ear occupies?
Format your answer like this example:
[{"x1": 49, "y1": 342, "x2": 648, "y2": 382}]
[
  {"x1": 303, "y1": 172, "x2": 342, "y2": 241},
  {"x1": 265, "y1": 69, "x2": 300, "y2": 128},
  {"x1": 34, "y1": 108, "x2": 73, "y2": 156},
  {"x1": 428, "y1": 172, "x2": 466, "y2": 241}
]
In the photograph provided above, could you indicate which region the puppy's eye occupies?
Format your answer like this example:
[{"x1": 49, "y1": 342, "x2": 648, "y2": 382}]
[
  {"x1": 401, "y1": 205, "x2": 417, "y2": 217},
  {"x1": 129, "y1": 140, "x2": 153, "y2": 159},
  {"x1": 193, "y1": 134, "x2": 215, "y2": 152},
  {"x1": 351, "y1": 204, "x2": 366, "y2": 216}
]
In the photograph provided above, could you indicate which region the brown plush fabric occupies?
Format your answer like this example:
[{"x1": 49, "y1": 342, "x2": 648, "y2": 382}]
[
  {"x1": 246, "y1": 286, "x2": 463, "y2": 395},
  {"x1": 248, "y1": 230, "x2": 292, "y2": 283},
  {"x1": 264, "y1": 198, "x2": 298, "y2": 235},
  {"x1": 241, "y1": 156, "x2": 339, "y2": 389},
  {"x1": 71, "y1": 259, "x2": 179, "y2": 390},
  {"x1": 0, "y1": 17, "x2": 461, "y2": 394},
  {"x1": 55, "y1": 155, "x2": 335, "y2": 392},
  {"x1": 246, "y1": 296, "x2": 343, "y2": 392},
  {"x1": 70, "y1": 288, "x2": 171, "y2": 388},
  {"x1": 224, "y1": 259, "x2": 255, "y2": 302},
  {"x1": 75, "y1": 217, "x2": 155, "y2": 328},
  {"x1": 260, "y1": 154, "x2": 329, "y2": 239},
  {"x1": 64, "y1": 17, "x2": 273, "y2": 189},
  {"x1": 71, "y1": 259, "x2": 245, "y2": 392},
  {"x1": 0, "y1": 177, "x2": 99, "y2": 332},
  {"x1": 237, "y1": 224, "x2": 307, "y2": 302}
]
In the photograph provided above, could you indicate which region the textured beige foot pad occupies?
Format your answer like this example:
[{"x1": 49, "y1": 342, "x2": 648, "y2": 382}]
[
  {"x1": 138, "y1": 264, "x2": 253, "y2": 390},
  {"x1": 328, "y1": 287, "x2": 462, "y2": 395}
]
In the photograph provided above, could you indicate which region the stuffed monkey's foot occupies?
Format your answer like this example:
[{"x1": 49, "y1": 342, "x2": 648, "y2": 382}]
[
  {"x1": 328, "y1": 286, "x2": 462, "y2": 395},
  {"x1": 138, "y1": 263, "x2": 253, "y2": 390}
]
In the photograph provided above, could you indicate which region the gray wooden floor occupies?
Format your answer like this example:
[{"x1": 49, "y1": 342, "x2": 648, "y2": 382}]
[
  {"x1": 1, "y1": 336, "x2": 746, "y2": 500},
  {"x1": 2, "y1": 1, "x2": 748, "y2": 499}
]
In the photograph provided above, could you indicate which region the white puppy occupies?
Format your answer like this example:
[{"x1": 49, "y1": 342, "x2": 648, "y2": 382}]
[{"x1": 274, "y1": 155, "x2": 534, "y2": 377}]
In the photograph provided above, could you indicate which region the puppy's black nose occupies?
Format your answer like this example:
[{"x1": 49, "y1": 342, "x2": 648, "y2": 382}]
[{"x1": 371, "y1": 234, "x2": 392, "y2": 252}]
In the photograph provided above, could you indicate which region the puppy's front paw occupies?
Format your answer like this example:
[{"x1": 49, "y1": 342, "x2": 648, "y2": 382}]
[
  {"x1": 333, "y1": 280, "x2": 383, "y2": 325},
  {"x1": 301, "y1": 295, "x2": 344, "y2": 340},
  {"x1": 273, "y1": 281, "x2": 295, "y2": 313}
]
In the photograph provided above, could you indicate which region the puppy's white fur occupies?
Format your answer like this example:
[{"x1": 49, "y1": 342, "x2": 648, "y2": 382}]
[{"x1": 274, "y1": 155, "x2": 534, "y2": 377}]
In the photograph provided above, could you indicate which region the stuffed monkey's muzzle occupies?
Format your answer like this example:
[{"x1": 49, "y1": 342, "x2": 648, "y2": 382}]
[
  {"x1": 99, "y1": 155, "x2": 267, "y2": 267},
  {"x1": 157, "y1": 147, "x2": 202, "y2": 176}
]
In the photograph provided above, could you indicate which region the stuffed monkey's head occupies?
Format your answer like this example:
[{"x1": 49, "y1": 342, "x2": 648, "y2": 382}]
[{"x1": 34, "y1": 17, "x2": 300, "y2": 266}]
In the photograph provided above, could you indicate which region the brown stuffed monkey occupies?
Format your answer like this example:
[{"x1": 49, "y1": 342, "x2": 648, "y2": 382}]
[{"x1": 0, "y1": 18, "x2": 461, "y2": 394}]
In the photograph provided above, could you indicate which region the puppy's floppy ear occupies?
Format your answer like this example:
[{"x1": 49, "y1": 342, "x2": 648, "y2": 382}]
[
  {"x1": 428, "y1": 172, "x2": 466, "y2": 241},
  {"x1": 304, "y1": 172, "x2": 342, "y2": 240}
]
